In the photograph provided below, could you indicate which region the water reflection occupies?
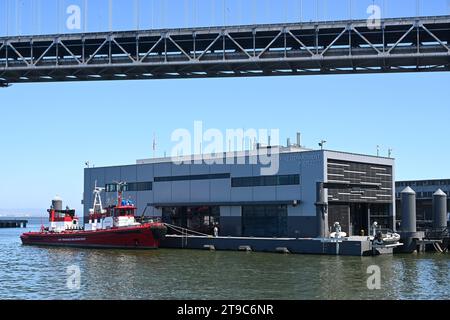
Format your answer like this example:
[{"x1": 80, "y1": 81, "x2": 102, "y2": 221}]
[{"x1": 0, "y1": 226, "x2": 449, "y2": 300}]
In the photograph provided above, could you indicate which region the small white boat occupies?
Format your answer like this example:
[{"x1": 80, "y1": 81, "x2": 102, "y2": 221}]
[
  {"x1": 372, "y1": 232, "x2": 401, "y2": 245},
  {"x1": 371, "y1": 222, "x2": 401, "y2": 245},
  {"x1": 382, "y1": 232, "x2": 401, "y2": 244},
  {"x1": 330, "y1": 232, "x2": 347, "y2": 239}
]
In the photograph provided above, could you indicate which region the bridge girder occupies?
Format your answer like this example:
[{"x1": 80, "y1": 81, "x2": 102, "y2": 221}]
[{"x1": 0, "y1": 16, "x2": 449, "y2": 85}]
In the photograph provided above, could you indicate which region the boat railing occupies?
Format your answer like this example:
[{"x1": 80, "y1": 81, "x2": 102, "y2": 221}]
[
  {"x1": 374, "y1": 228, "x2": 397, "y2": 235},
  {"x1": 424, "y1": 227, "x2": 449, "y2": 240},
  {"x1": 135, "y1": 216, "x2": 162, "y2": 224}
]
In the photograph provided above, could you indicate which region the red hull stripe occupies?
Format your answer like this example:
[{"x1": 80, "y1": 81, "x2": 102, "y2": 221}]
[
  {"x1": 21, "y1": 224, "x2": 166, "y2": 249},
  {"x1": 21, "y1": 243, "x2": 158, "y2": 250}
]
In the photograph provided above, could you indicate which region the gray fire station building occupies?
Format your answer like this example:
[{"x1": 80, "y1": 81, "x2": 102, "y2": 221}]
[{"x1": 83, "y1": 146, "x2": 395, "y2": 238}]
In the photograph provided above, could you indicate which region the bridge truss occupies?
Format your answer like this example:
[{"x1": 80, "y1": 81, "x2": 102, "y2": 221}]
[{"x1": 0, "y1": 15, "x2": 449, "y2": 86}]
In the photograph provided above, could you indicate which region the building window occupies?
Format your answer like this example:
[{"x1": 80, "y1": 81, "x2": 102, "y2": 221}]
[
  {"x1": 154, "y1": 173, "x2": 230, "y2": 182},
  {"x1": 105, "y1": 182, "x2": 153, "y2": 192},
  {"x1": 231, "y1": 175, "x2": 300, "y2": 188},
  {"x1": 106, "y1": 184, "x2": 117, "y2": 192},
  {"x1": 242, "y1": 205, "x2": 288, "y2": 238},
  {"x1": 127, "y1": 182, "x2": 153, "y2": 191}
]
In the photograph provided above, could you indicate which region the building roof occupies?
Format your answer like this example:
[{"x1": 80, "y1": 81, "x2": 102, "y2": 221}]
[
  {"x1": 401, "y1": 186, "x2": 416, "y2": 195},
  {"x1": 434, "y1": 189, "x2": 447, "y2": 197}
]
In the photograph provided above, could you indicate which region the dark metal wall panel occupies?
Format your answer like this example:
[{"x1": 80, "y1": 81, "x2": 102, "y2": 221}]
[{"x1": 327, "y1": 159, "x2": 393, "y2": 203}]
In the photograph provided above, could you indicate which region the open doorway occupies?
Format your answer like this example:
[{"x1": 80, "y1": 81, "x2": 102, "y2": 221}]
[
  {"x1": 162, "y1": 206, "x2": 220, "y2": 235},
  {"x1": 349, "y1": 203, "x2": 369, "y2": 236}
]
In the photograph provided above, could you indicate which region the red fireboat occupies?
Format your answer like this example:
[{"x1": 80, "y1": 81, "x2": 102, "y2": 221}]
[{"x1": 21, "y1": 183, "x2": 167, "y2": 249}]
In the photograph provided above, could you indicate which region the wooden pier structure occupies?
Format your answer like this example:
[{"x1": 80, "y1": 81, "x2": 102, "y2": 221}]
[{"x1": 0, "y1": 220, "x2": 28, "y2": 228}]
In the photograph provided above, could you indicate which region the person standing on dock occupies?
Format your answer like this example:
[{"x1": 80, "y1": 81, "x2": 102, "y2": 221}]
[{"x1": 213, "y1": 225, "x2": 219, "y2": 238}]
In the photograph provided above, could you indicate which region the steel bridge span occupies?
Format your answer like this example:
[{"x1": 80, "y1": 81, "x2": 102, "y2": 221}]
[{"x1": 1, "y1": 15, "x2": 449, "y2": 86}]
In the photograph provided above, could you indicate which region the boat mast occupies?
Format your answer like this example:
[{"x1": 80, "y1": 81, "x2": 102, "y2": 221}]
[
  {"x1": 92, "y1": 181, "x2": 105, "y2": 214},
  {"x1": 116, "y1": 181, "x2": 127, "y2": 207}
]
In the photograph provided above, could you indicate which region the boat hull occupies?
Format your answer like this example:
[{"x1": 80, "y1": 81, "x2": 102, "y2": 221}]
[{"x1": 20, "y1": 223, "x2": 167, "y2": 249}]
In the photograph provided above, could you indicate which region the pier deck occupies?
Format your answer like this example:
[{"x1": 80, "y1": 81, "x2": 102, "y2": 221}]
[
  {"x1": 160, "y1": 235, "x2": 394, "y2": 256},
  {"x1": 0, "y1": 220, "x2": 28, "y2": 228}
]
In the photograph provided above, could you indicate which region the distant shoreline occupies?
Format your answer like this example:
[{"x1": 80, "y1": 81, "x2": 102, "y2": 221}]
[
  {"x1": 0, "y1": 216, "x2": 47, "y2": 219},
  {"x1": 0, "y1": 209, "x2": 47, "y2": 218}
]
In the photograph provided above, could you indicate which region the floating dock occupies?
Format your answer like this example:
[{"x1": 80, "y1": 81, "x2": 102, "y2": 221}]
[
  {"x1": 0, "y1": 220, "x2": 28, "y2": 228},
  {"x1": 160, "y1": 235, "x2": 401, "y2": 256}
]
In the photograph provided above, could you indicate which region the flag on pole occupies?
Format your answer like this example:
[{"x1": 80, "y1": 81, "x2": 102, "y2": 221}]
[{"x1": 153, "y1": 133, "x2": 157, "y2": 158}]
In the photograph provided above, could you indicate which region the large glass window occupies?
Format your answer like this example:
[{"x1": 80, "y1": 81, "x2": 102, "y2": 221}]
[
  {"x1": 231, "y1": 175, "x2": 300, "y2": 188},
  {"x1": 242, "y1": 205, "x2": 288, "y2": 238},
  {"x1": 154, "y1": 173, "x2": 230, "y2": 182},
  {"x1": 162, "y1": 206, "x2": 220, "y2": 235},
  {"x1": 105, "y1": 182, "x2": 152, "y2": 192}
]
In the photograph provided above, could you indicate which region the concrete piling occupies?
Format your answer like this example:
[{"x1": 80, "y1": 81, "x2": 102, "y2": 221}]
[
  {"x1": 397, "y1": 187, "x2": 424, "y2": 253},
  {"x1": 432, "y1": 189, "x2": 448, "y2": 230},
  {"x1": 315, "y1": 182, "x2": 329, "y2": 238},
  {"x1": 401, "y1": 187, "x2": 417, "y2": 233}
]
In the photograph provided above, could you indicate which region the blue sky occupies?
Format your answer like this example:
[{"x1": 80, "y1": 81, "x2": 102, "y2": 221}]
[
  {"x1": 0, "y1": 1, "x2": 449, "y2": 213},
  {"x1": 1, "y1": 0, "x2": 449, "y2": 35}
]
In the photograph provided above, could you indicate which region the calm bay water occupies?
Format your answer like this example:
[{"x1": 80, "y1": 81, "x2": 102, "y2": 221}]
[{"x1": 0, "y1": 218, "x2": 449, "y2": 300}]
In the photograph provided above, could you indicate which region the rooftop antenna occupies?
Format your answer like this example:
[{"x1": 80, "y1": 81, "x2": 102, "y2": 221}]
[
  {"x1": 319, "y1": 140, "x2": 327, "y2": 150},
  {"x1": 388, "y1": 148, "x2": 393, "y2": 158},
  {"x1": 377, "y1": 145, "x2": 380, "y2": 157},
  {"x1": 152, "y1": 133, "x2": 157, "y2": 158},
  {"x1": 85, "y1": 161, "x2": 90, "y2": 168}
]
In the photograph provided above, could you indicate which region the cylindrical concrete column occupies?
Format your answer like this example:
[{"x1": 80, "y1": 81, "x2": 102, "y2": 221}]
[
  {"x1": 316, "y1": 182, "x2": 329, "y2": 238},
  {"x1": 432, "y1": 189, "x2": 447, "y2": 230},
  {"x1": 401, "y1": 186, "x2": 416, "y2": 233}
]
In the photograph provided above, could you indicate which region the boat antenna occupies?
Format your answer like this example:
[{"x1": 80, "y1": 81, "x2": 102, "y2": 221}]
[{"x1": 114, "y1": 181, "x2": 127, "y2": 206}]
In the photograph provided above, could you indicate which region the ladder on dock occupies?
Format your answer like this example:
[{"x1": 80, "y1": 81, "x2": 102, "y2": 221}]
[{"x1": 423, "y1": 228, "x2": 449, "y2": 253}]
